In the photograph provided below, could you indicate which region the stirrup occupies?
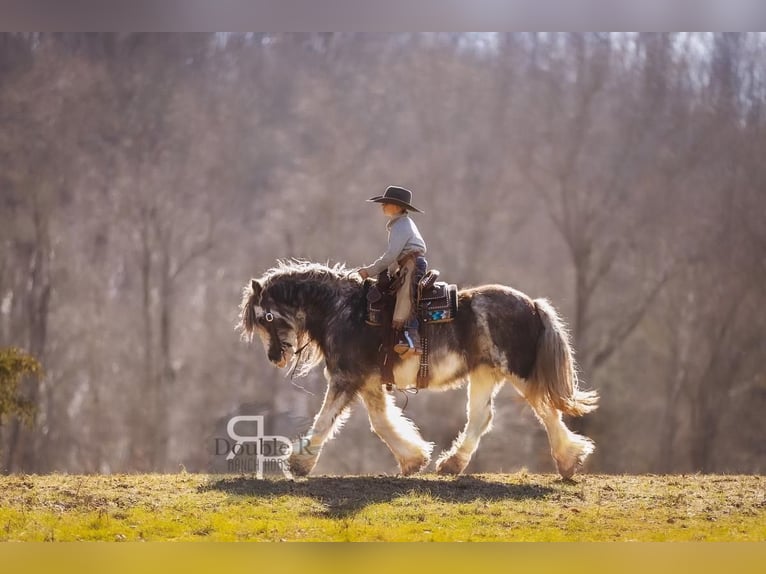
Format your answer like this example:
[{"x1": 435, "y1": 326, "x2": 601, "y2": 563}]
[
  {"x1": 398, "y1": 347, "x2": 422, "y2": 359},
  {"x1": 394, "y1": 330, "x2": 421, "y2": 356}
]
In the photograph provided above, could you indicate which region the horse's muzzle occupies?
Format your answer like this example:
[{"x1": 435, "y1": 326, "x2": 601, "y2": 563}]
[
  {"x1": 269, "y1": 347, "x2": 292, "y2": 368},
  {"x1": 268, "y1": 337, "x2": 295, "y2": 369}
]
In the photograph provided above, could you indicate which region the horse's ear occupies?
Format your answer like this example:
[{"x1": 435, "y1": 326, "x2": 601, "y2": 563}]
[
  {"x1": 251, "y1": 278, "x2": 262, "y2": 301},
  {"x1": 241, "y1": 278, "x2": 263, "y2": 337}
]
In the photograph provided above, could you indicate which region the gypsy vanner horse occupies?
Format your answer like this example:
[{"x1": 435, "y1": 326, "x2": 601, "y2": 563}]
[{"x1": 239, "y1": 260, "x2": 598, "y2": 479}]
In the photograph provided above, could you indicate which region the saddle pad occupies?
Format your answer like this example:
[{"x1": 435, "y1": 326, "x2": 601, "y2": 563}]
[{"x1": 419, "y1": 282, "x2": 458, "y2": 323}]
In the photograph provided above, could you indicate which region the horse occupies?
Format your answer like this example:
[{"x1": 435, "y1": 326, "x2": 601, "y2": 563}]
[{"x1": 239, "y1": 259, "x2": 598, "y2": 479}]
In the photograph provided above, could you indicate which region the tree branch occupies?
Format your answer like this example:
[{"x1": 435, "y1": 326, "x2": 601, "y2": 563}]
[{"x1": 591, "y1": 268, "x2": 673, "y2": 370}]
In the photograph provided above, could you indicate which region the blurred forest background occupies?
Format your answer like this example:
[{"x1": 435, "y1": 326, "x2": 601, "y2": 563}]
[{"x1": 0, "y1": 33, "x2": 764, "y2": 475}]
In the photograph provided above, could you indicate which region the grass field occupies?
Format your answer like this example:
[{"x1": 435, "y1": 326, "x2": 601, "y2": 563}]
[{"x1": 1, "y1": 472, "x2": 764, "y2": 541}]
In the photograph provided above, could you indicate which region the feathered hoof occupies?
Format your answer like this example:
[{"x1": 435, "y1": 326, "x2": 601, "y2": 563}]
[
  {"x1": 555, "y1": 458, "x2": 582, "y2": 480},
  {"x1": 435, "y1": 453, "x2": 469, "y2": 475},
  {"x1": 552, "y1": 435, "x2": 594, "y2": 480},
  {"x1": 288, "y1": 454, "x2": 316, "y2": 477},
  {"x1": 398, "y1": 453, "x2": 430, "y2": 476}
]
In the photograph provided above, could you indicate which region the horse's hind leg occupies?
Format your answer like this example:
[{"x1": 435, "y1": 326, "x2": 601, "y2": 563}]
[
  {"x1": 511, "y1": 380, "x2": 594, "y2": 479},
  {"x1": 359, "y1": 382, "x2": 434, "y2": 476},
  {"x1": 289, "y1": 371, "x2": 357, "y2": 477},
  {"x1": 435, "y1": 366, "x2": 503, "y2": 475}
]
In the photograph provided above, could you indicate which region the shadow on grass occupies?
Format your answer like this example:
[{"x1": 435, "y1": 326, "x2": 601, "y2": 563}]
[{"x1": 199, "y1": 475, "x2": 555, "y2": 518}]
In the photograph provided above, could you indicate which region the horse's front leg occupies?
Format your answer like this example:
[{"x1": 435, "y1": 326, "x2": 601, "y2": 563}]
[
  {"x1": 289, "y1": 369, "x2": 358, "y2": 477},
  {"x1": 359, "y1": 379, "x2": 433, "y2": 476}
]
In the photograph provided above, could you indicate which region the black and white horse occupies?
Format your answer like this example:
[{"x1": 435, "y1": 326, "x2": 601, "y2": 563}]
[{"x1": 239, "y1": 260, "x2": 598, "y2": 479}]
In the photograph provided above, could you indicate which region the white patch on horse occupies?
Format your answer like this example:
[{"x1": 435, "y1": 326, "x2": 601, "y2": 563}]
[
  {"x1": 391, "y1": 351, "x2": 467, "y2": 390},
  {"x1": 391, "y1": 354, "x2": 420, "y2": 388},
  {"x1": 428, "y1": 352, "x2": 468, "y2": 389}
]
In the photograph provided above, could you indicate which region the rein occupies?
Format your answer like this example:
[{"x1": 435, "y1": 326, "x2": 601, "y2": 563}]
[
  {"x1": 396, "y1": 385, "x2": 419, "y2": 411},
  {"x1": 287, "y1": 340, "x2": 316, "y2": 396},
  {"x1": 288, "y1": 341, "x2": 312, "y2": 380}
]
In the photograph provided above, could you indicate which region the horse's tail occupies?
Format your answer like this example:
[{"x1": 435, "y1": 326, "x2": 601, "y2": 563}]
[
  {"x1": 238, "y1": 280, "x2": 260, "y2": 341},
  {"x1": 527, "y1": 298, "x2": 599, "y2": 417}
]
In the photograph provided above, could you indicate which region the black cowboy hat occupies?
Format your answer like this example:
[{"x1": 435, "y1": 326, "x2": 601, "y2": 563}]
[{"x1": 367, "y1": 185, "x2": 423, "y2": 213}]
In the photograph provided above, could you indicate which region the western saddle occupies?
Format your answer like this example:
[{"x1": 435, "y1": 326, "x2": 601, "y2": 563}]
[{"x1": 365, "y1": 269, "x2": 459, "y2": 390}]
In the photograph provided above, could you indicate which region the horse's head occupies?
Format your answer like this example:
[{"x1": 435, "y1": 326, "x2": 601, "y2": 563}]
[
  {"x1": 239, "y1": 277, "x2": 303, "y2": 369},
  {"x1": 239, "y1": 260, "x2": 361, "y2": 374}
]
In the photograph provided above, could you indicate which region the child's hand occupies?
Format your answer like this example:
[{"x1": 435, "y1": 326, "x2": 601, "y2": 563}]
[{"x1": 358, "y1": 269, "x2": 369, "y2": 280}]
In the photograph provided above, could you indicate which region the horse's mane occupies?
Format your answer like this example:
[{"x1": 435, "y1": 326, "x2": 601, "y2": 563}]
[{"x1": 259, "y1": 258, "x2": 362, "y2": 288}]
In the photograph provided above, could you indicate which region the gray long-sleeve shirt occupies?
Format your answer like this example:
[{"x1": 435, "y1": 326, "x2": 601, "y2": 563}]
[{"x1": 360, "y1": 213, "x2": 427, "y2": 277}]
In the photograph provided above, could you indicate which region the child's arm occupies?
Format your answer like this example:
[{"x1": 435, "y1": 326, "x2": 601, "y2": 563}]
[{"x1": 359, "y1": 220, "x2": 411, "y2": 278}]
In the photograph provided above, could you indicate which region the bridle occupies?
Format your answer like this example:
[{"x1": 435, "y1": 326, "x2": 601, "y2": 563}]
[{"x1": 262, "y1": 307, "x2": 312, "y2": 383}]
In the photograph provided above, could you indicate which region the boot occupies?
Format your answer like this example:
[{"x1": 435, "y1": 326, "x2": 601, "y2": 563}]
[{"x1": 393, "y1": 317, "x2": 421, "y2": 357}]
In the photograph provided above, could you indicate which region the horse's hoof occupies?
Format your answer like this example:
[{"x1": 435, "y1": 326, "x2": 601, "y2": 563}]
[
  {"x1": 435, "y1": 453, "x2": 468, "y2": 475},
  {"x1": 555, "y1": 456, "x2": 584, "y2": 480},
  {"x1": 552, "y1": 437, "x2": 593, "y2": 480},
  {"x1": 398, "y1": 453, "x2": 430, "y2": 476},
  {"x1": 288, "y1": 455, "x2": 315, "y2": 477}
]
